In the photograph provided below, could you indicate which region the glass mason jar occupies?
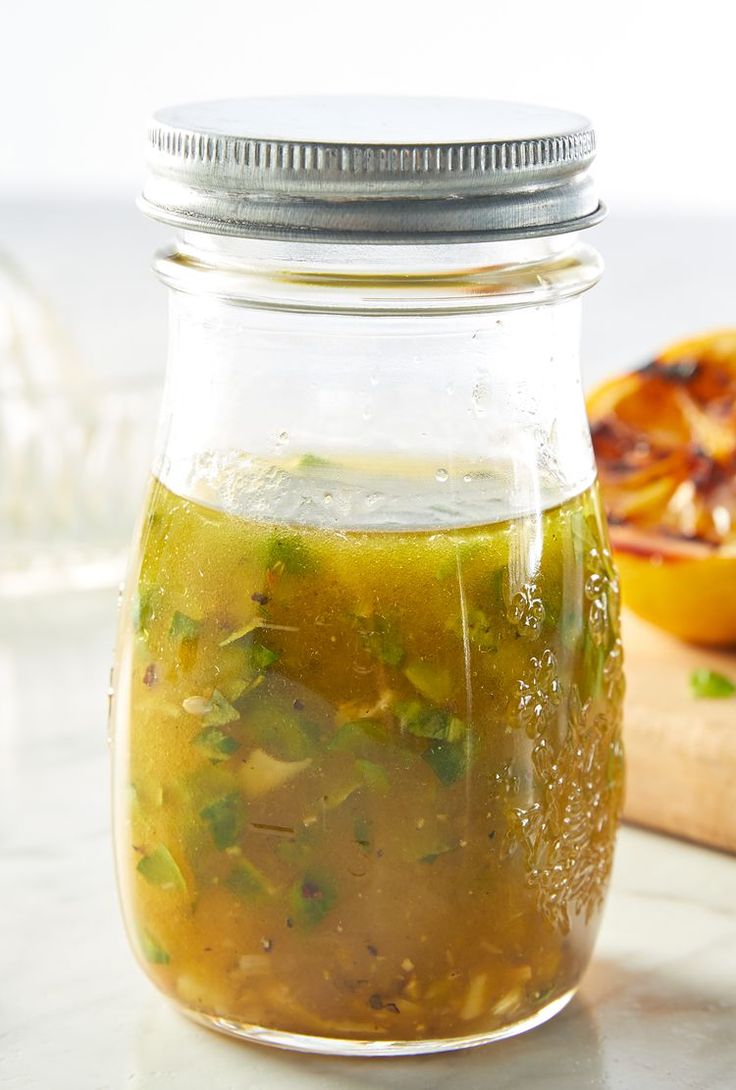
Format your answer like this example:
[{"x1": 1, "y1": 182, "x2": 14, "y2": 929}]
[{"x1": 111, "y1": 97, "x2": 624, "y2": 1056}]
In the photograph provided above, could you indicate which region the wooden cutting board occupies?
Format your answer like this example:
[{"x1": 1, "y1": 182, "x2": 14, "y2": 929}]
[{"x1": 622, "y1": 610, "x2": 736, "y2": 853}]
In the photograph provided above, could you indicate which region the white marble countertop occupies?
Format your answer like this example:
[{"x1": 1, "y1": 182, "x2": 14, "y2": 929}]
[{"x1": 1, "y1": 589, "x2": 735, "y2": 1090}]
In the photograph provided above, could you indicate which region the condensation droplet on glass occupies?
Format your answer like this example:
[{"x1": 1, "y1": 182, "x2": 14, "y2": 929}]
[
  {"x1": 277, "y1": 430, "x2": 289, "y2": 444},
  {"x1": 323, "y1": 493, "x2": 333, "y2": 506},
  {"x1": 366, "y1": 492, "x2": 382, "y2": 507},
  {"x1": 436, "y1": 468, "x2": 449, "y2": 483},
  {"x1": 463, "y1": 473, "x2": 472, "y2": 483}
]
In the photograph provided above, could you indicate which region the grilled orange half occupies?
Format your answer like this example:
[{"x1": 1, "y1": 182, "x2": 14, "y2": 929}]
[{"x1": 588, "y1": 330, "x2": 736, "y2": 646}]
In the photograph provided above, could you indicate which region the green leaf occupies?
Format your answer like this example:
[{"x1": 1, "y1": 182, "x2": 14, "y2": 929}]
[
  {"x1": 266, "y1": 533, "x2": 317, "y2": 576},
  {"x1": 487, "y1": 566, "x2": 506, "y2": 605},
  {"x1": 138, "y1": 926, "x2": 170, "y2": 964},
  {"x1": 136, "y1": 844, "x2": 186, "y2": 890},
  {"x1": 250, "y1": 642, "x2": 280, "y2": 671},
  {"x1": 169, "y1": 611, "x2": 201, "y2": 641},
  {"x1": 225, "y1": 858, "x2": 270, "y2": 900},
  {"x1": 423, "y1": 740, "x2": 466, "y2": 785},
  {"x1": 404, "y1": 660, "x2": 452, "y2": 703},
  {"x1": 396, "y1": 700, "x2": 465, "y2": 742},
  {"x1": 203, "y1": 690, "x2": 240, "y2": 727},
  {"x1": 200, "y1": 793, "x2": 245, "y2": 850},
  {"x1": 358, "y1": 614, "x2": 405, "y2": 667},
  {"x1": 226, "y1": 675, "x2": 265, "y2": 702},
  {"x1": 288, "y1": 870, "x2": 337, "y2": 928},
  {"x1": 298, "y1": 453, "x2": 333, "y2": 468},
  {"x1": 194, "y1": 725, "x2": 241, "y2": 762},
  {"x1": 690, "y1": 668, "x2": 736, "y2": 699},
  {"x1": 328, "y1": 719, "x2": 389, "y2": 754},
  {"x1": 355, "y1": 758, "x2": 390, "y2": 795},
  {"x1": 132, "y1": 584, "x2": 157, "y2": 637},
  {"x1": 243, "y1": 687, "x2": 321, "y2": 761}
]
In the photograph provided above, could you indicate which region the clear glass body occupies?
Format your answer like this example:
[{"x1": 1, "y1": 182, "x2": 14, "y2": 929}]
[{"x1": 111, "y1": 230, "x2": 624, "y2": 1055}]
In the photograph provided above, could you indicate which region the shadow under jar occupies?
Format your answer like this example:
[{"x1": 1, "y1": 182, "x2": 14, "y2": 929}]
[{"x1": 111, "y1": 97, "x2": 625, "y2": 1056}]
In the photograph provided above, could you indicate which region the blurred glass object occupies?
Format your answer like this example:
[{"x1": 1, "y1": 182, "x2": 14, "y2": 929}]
[{"x1": 0, "y1": 253, "x2": 158, "y2": 596}]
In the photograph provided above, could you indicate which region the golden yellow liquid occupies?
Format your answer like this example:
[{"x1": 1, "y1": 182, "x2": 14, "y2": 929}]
[{"x1": 113, "y1": 475, "x2": 624, "y2": 1047}]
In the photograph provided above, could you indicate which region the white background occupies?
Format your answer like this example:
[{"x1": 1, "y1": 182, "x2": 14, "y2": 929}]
[
  {"x1": 2, "y1": 0, "x2": 736, "y2": 390},
  {"x1": 2, "y1": 0, "x2": 735, "y2": 212}
]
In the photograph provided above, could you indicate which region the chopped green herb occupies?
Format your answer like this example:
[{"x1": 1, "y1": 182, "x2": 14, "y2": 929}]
[
  {"x1": 266, "y1": 533, "x2": 317, "y2": 576},
  {"x1": 243, "y1": 683, "x2": 321, "y2": 761},
  {"x1": 396, "y1": 700, "x2": 465, "y2": 742},
  {"x1": 487, "y1": 566, "x2": 506, "y2": 605},
  {"x1": 181, "y1": 763, "x2": 235, "y2": 812},
  {"x1": 355, "y1": 758, "x2": 390, "y2": 795},
  {"x1": 226, "y1": 675, "x2": 265, "y2": 702},
  {"x1": 298, "y1": 452, "x2": 333, "y2": 468},
  {"x1": 328, "y1": 719, "x2": 389, "y2": 754},
  {"x1": 132, "y1": 584, "x2": 157, "y2": 637},
  {"x1": 288, "y1": 870, "x2": 337, "y2": 928},
  {"x1": 200, "y1": 793, "x2": 245, "y2": 850},
  {"x1": 169, "y1": 611, "x2": 201, "y2": 641},
  {"x1": 404, "y1": 660, "x2": 452, "y2": 703},
  {"x1": 203, "y1": 689, "x2": 240, "y2": 727},
  {"x1": 423, "y1": 739, "x2": 466, "y2": 785},
  {"x1": 136, "y1": 844, "x2": 186, "y2": 890},
  {"x1": 194, "y1": 725, "x2": 241, "y2": 762},
  {"x1": 225, "y1": 858, "x2": 270, "y2": 900},
  {"x1": 250, "y1": 642, "x2": 280, "y2": 671},
  {"x1": 138, "y1": 926, "x2": 170, "y2": 964},
  {"x1": 357, "y1": 614, "x2": 405, "y2": 667},
  {"x1": 690, "y1": 668, "x2": 736, "y2": 699}
]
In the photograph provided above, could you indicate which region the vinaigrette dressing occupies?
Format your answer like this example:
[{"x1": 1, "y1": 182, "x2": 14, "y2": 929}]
[{"x1": 113, "y1": 469, "x2": 623, "y2": 1045}]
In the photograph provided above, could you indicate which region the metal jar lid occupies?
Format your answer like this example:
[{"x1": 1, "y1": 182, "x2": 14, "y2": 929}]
[{"x1": 140, "y1": 96, "x2": 604, "y2": 244}]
